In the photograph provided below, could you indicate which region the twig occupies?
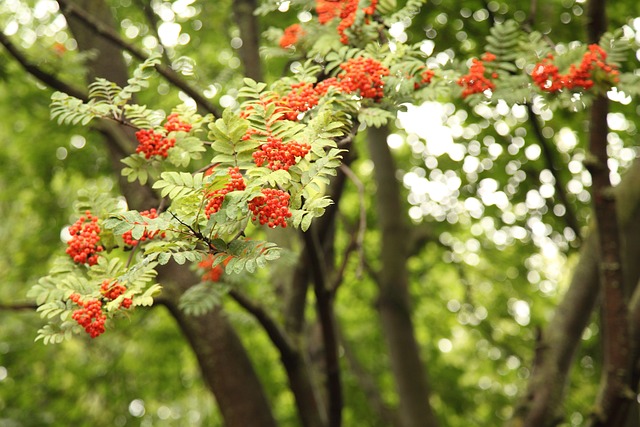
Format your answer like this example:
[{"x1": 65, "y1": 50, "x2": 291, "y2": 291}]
[
  {"x1": 339, "y1": 164, "x2": 366, "y2": 277},
  {"x1": 0, "y1": 31, "x2": 86, "y2": 100},
  {"x1": 56, "y1": 0, "x2": 220, "y2": 116},
  {"x1": 329, "y1": 224, "x2": 358, "y2": 293}
]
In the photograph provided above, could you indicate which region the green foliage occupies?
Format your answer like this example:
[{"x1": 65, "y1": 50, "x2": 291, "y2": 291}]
[
  {"x1": 179, "y1": 281, "x2": 229, "y2": 316},
  {"x1": 6, "y1": 0, "x2": 640, "y2": 426}
]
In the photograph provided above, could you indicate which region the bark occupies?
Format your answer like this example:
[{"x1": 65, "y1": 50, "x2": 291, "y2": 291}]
[
  {"x1": 60, "y1": 2, "x2": 277, "y2": 425},
  {"x1": 159, "y1": 265, "x2": 277, "y2": 427},
  {"x1": 367, "y1": 125, "x2": 439, "y2": 427},
  {"x1": 232, "y1": 0, "x2": 264, "y2": 82},
  {"x1": 507, "y1": 153, "x2": 640, "y2": 426},
  {"x1": 584, "y1": 1, "x2": 632, "y2": 425}
]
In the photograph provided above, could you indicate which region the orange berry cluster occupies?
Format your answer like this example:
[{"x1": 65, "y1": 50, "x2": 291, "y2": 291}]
[
  {"x1": 135, "y1": 114, "x2": 191, "y2": 159},
  {"x1": 69, "y1": 294, "x2": 106, "y2": 338},
  {"x1": 69, "y1": 279, "x2": 133, "y2": 338},
  {"x1": 163, "y1": 113, "x2": 193, "y2": 132},
  {"x1": 315, "y1": 0, "x2": 378, "y2": 44},
  {"x1": 204, "y1": 167, "x2": 247, "y2": 218},
  {"x1": 66, "y1": 211, "x2": 104, "y2": 266},
  {"x1": 280, "y1": 23, "x2": 306, "y2": 49},
  {"x1": 249, "y1": 188, "x2": 293, "y2": 228},
  {"x1": 532, "y1": 44, "x2": 619, "y2": 92},
  {"x1": 253, "y1": 136, "x2": 311, "y2": 171},
  {"x1": 457, "y1": 52, "x2": 497, "y2": 98},
  {"x1": 135, "y1": 129, "x2": 175, "y2": 159},
  {"x1": 414, "y1": 68, "x2": 435, "y2": 89},
  {"x1": 122, "y1": 208, "x2": 164, "y2": 247},
  {"x1": 278, "y1": 82, "x2": 320, "y2": 120},
  {"x1": 198, "y1": 254, "x2": 232, "y2": 282},
  {"x1": 100, "y1": 279, "x2": 133, "y2": 309},
  {"x1": 336, "y1": 57, "x2": 389, "y2": 100}
]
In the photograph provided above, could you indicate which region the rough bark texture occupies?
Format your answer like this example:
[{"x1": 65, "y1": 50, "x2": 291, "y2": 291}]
[
  {"x1": 367, "y1": 125, "x2": 439, "y2": 427},
  {"x1": 60, "y1": 2, "x2": 277, "y2": 426}
]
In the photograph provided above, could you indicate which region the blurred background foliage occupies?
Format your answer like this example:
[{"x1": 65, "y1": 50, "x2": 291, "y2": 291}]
[{"x1": 1, "y1": 0, "x2": 640, "y2": 425}]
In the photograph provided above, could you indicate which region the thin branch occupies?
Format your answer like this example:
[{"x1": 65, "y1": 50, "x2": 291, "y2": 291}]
[
  {"x1": 302, "y1": 228, "x2": 343, "y2": 427},
  {"x1": 56, "y1": 0, "x2": 220, "y2": 116},
  {"x1": 0, "y1": 31, "x2": 87, "y2": 100},
  {"x1": 133, "y1": 0, "x2": 171, "y2": 64},
  {"x1": 0, "y1": 302, "x2": 38, "y2": 311},
  {"x1": 526, "y1": 104, "x2": 582, "y2": 241},
  {"x1": 229, "y1": 286, "x2": 328, "y2": 427},
  {"x1": 329, "y1": 223, "x2": 359, "y2": 293},
  {"x1": 339, "y1": 164, "x2": 366, "y2": 277},
  {"x1": 228, "y1": 288, "x2": 296, "y2": 360}
]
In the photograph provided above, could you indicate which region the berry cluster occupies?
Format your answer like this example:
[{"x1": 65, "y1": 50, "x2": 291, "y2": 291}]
[
  {"x1": 69, "y1": 294, "x2": 106, "y2": 338},
  {"x1": 457, "y1": 52, "x2": 497, "y2": 98},
  {"x1": 122, "y1": 208, "x2": 164, "y2": 247},
  {"x1": 135, "y1": 129, "x2": 175, "y2": 159},
  {"x1": 280, "y1": 24, "x2": 306, "y2": 49},
  {"x1": 248, "y1": 188, "x2": 293, "y2": 228},
  {"x1": 163, "y1": 113, "x2": 192, "y2": 132},
  {"x1": 278, "y1": 82, "x2": 320, "y2": 120},
  {"x1": 100, "y1": 279, "x2": 133, "y2": 309},
  {"x1": 532, "y1": 44, "x2": 619, "y2": 92},
  {"x1": 414, "y1": 68, "x2": 435, "y2": 89},
  {"x1": 204, "y1": 167, "x2": 247, "y2": 218},
  {"x1": 198, "y1": 254, "x2": 232, "y2": 282},
  {"x1": 66, "y1": 211, "x2": 104, "y2": 266},
  {"x1": 253, "y1": 136, "x2": 311, "y2": 171},
  {"x1": 315, "y1": 0, "x2": 378, "y2": 44},
  {"x1": 316, "y1": 0, "x2": 343, "y2": 24},
  {"x1": 336, "y1": 57, "x2": 389, "y2": 100}
]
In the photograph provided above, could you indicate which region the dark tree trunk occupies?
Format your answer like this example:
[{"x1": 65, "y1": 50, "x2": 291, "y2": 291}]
[{"x1": 367, "y1": 125, "x2": 440, "y2": 427}]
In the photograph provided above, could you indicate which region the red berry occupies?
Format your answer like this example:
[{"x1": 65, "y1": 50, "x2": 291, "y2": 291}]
[
  {"x1": 66, "y1": 211, "x2": 103, "y2": 266},
  {"x1": 248, "y1": 189, "x2": 293, "y2": 228},
  {"x1": 204, "y1": 167, "x2": 246, "y2": 218}
]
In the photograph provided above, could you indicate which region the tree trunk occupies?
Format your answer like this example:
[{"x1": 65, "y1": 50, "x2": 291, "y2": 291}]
[{"x1": 367, "y1": 125, "x2": 440, "y2": 427}]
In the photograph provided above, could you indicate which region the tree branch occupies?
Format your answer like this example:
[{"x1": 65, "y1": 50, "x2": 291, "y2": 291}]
[
  {"x1": 302, "y1": 227, "x2": 343, "y2": 427},
  {"x1": 526, "y1": 103, "x2": 582, "y2": 241},
  {"x1": 339, "y1": 164, "x2": 366, "y2": 277},
  {"x1": 0, "y1": 31, "x2": 87, "y2": 100},
  {"x1": 0, "y1": 302, "x2": 38, "y2": 311},
  {"x1": 228, "y1": 288, "x2": 296, "y2": 360},
  {"x1": 229, "y1": 287, "x2": 328, "y2": 427},
  {"x1": 56, "y1": 0, "x2": 220, "y2": 116}
]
